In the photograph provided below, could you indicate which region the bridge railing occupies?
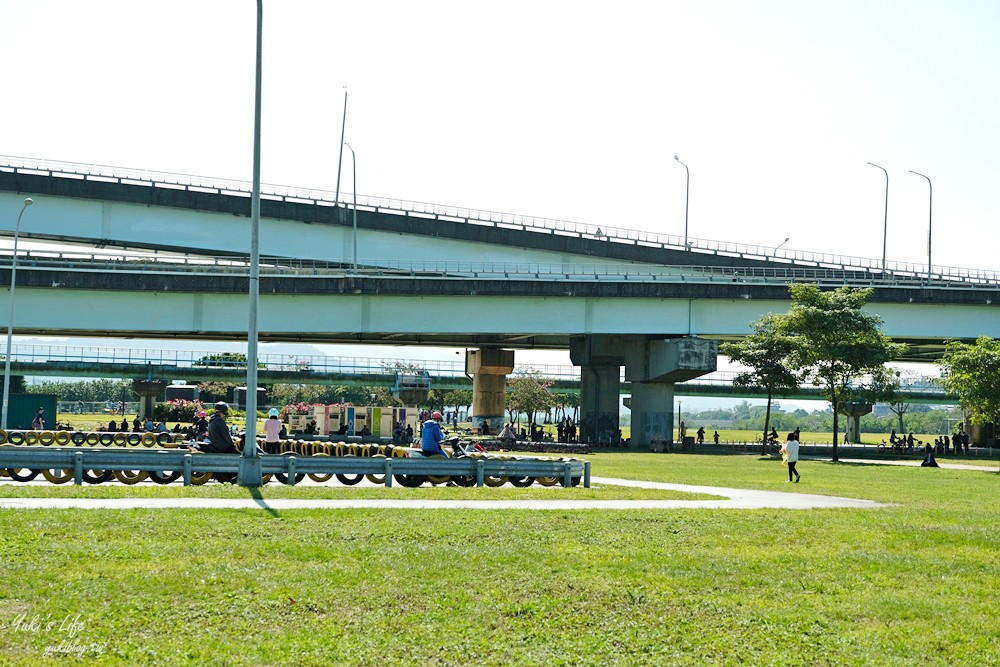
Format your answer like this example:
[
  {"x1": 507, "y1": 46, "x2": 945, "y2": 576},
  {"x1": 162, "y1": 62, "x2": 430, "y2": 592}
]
[
  {"x1": 4, "y1": 155, "x2": 999, "y2": 287},
  {"x1": 2, "y1": 247, "x2": 995, "y2": 289}
]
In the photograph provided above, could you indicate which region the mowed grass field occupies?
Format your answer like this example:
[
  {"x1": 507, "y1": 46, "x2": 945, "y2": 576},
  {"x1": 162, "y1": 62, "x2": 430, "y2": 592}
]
[{"x1": 1, "y1": 453, "x2": 997, "y2": 666}]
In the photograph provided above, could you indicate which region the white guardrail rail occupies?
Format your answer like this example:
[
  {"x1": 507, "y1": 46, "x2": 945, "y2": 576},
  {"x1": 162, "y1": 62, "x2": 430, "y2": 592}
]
[
  {"x1": 3, "y1": 155, "x2": 1000, "y2": 287},
  {"x1": 4, "y1": 343, "x2": 947, "y2": 394}
]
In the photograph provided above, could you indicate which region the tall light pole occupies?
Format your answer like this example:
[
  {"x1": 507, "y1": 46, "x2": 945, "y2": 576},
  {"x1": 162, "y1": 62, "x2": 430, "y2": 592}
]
[
  {"x1": 334, "y1": 87, "x2": 348, "y2": 223},
  {"x1": 868, "y1": 162, "x2": 889, "y2": 273},
  {"x1": 775, "y1": 237, "x2": 790, "y2": 253},
  {"x1": 2, "y1": 197, "x2": 33, "y2": 430},
  {"x1": 239, "y1": 0, "x2": 264, "y2": 486},
  {"x1": 674, "y1": 156, "x2": 690, "y2": 249},
  {"x1": 344, "y1": 142, "x2": 358, "y2": 273},
  {"x1": 909, "y1": 170, "x2": 932, "y2": 283}
]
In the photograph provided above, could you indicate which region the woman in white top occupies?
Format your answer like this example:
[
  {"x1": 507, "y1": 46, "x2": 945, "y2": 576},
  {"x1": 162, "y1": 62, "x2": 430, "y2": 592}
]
[{"x1": 781, "y1": 432, "x2": 800, "y2": 483}]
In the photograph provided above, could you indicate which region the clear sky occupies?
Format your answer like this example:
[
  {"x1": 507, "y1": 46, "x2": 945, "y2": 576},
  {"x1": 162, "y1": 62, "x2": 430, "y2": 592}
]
[{"x1": 1, "y1": 1, "x2": 995, "y2": 406}]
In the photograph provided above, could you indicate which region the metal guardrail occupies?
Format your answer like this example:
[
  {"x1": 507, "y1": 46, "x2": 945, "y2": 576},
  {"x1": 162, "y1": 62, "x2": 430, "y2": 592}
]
[
  {"x1": 2, "y1": 248, "x2": 997, "y2": 289},
  {"x1": 3, "y1": 155, "x2": 999, "y2": 286},
  {"x1": 0, "y1": 446, "x2": 590, "y2": 488}
]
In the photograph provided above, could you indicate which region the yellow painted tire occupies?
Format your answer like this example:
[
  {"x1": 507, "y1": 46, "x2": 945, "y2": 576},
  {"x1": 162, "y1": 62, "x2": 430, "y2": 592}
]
[
  {"x1": 334, "y1": 442, "x2": 347, "y2": 457},
  {"x1": 24, "y1": 431, "x2": 40, "y2": 446},
  {"x1": 0, "y1": 430, "x2": 7, "y2": 444},
  {"x1": 536, "y1": 476, "x2": 560, "y2": 487},
  {"x1": 261, "y1": 473, "x2": 273, "y2": 484},
  {"x1": 55, "y1": 431, "x2": 72, "y2": 446},
  {"x1": 42, "y1": 468, "x2": 74, "y2": 484},
  {"x1": 37, "y1": 431, "x2": 56, "y2": 446},
  {"x1": 173, "y1": 433, "x2": 186, "y2": 444},
  {"x1": 190, "y1": 471, "x2": 212, "y2": 485},
  {"x1": 113, "y1": 432, "x2": 128, "y2": 446},
  {"x1": 484, "y1": 475, "x2": 508, "y2": 487},
  {"x1": 140, "y1": 432, "x2": 157, "y2": 447},
  {"x1": 308, "y1": 453, "x2": 334, "y2": 483},
  {"x1": 427, "y1": 454, "x2": 450, "y2": 485},
  {"x1": 85, "y1": 432, "x2": 100, "y2": 446},
  {"x1": 365, "y1": 454, "x2": 387, "y2": 484},
  {"x1": 391, "y1": 446, "x2": 410, "y2": 458},
  {"x1": 114, "y1": 470, "x2": 149, "y2": 485}
]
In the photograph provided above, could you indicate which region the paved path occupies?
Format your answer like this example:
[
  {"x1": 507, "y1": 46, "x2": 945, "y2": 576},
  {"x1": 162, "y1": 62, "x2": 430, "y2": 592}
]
[
  {"x1": 804, "y1": 456, "x2": 998, "y2": 472},
  {"x1": 0, "y1": 477, "x2": 889, "y2": 511}
]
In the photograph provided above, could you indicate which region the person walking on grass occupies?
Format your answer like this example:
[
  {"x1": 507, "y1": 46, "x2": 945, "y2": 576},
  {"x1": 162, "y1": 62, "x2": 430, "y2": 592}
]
[{"x1": 780, "y1": 431, "x2": 800, "y2": 483}]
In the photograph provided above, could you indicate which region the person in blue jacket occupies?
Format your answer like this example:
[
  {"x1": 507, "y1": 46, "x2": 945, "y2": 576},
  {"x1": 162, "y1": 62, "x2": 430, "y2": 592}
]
[{"x1": 420, "y1": 410, "x2": 448, "y2": 457}]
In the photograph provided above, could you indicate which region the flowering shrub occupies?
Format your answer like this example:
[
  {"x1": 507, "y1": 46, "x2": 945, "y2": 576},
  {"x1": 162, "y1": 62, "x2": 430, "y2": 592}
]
[{"x1": 154, "y1": 399, "x2": 204, "y2": 422}]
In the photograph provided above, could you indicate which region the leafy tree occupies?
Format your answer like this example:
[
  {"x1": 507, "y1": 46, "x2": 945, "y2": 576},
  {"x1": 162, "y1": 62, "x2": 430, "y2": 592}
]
[
  {"x1": 780, "y1": 284, "x2": 906, "y2": 461},
  {"x1": 939, "y1": 337, "x2": 1000, "y2": 429},
  {"x1": 194, "y1": 352, "x2": 248, "y2": 368},
  {"x1": 442, "y1": 389, "x2": 472, "y2": 418},
  {"x1": 721, "y1": 313, "x2": 805, "y2": 455},
  {"x1": 506, "y1": 370, "x2": 555, "y2": 425}
]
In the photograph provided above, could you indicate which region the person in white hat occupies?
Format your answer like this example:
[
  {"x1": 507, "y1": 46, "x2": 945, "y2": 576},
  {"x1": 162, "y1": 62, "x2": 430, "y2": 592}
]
[{"x1": 263, "y1": 408, "x2": 283, "y2": 453}]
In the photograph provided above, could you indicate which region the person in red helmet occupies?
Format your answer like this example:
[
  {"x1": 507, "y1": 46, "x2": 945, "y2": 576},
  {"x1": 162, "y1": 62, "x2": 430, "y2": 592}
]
[{"x1": 421, "y1": 410, "x2": 448, "y2": 457}]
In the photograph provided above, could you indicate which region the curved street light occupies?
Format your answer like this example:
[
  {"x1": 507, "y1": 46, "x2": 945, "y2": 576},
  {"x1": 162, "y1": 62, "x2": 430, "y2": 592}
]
[
  {"x1": 909, "y1": 170, "x2": 932, "y2": 283},
  {"x1": 344, "y1": 142, "x2": 358, "y2": 272},
  {"x1": 868, "y1": 162, "x2": 889, "y2": 273},
  {"x1": 2, "y1": 197, "x2": 34, "y2": 430},
  {"x1": 674, "y1": 155, "x2": 690, "y2": 249}
]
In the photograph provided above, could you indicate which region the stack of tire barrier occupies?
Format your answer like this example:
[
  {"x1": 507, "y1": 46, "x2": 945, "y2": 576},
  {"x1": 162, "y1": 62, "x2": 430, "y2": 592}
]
[{"x1": 0, "y1": 430, "x2": 583, "y2": 488}]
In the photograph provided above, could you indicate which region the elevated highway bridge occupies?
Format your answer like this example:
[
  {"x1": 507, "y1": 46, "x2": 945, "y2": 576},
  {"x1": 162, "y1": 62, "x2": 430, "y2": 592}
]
[{"x1": 1, "y1": 157, "x2": 992, "y2": 444}]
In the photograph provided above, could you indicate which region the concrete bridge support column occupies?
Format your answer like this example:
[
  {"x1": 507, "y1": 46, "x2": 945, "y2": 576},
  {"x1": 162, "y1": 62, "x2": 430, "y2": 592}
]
[
  {"x1": 131, "y1": 379, "x2": 166, "y2": 420},
  {"x1": 579, "y1": 365, "x2": 622, "y2": 445},
  {"x1": 625, "y1": 337, "x2": 718, "y2": 450},
  {"x1": 630, "y1": 382, "x2": 675, "y2": 451},
  {"x1": 466, "y1": 349, "x2": 514, "y2": 435},
  {"x1": 841, "y1": 401, "x2": 872, "y2": 444}
]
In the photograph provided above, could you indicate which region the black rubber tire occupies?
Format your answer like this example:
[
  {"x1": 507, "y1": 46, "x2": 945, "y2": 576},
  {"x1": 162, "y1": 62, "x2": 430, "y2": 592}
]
[
  {"x1": 126, "y1": 433, "x2": 142, "y2": 446},
  {"x1": 213, "y1": 472, "x2": 237, "y2": 484},
  {"x1": 71, "y1": 431, "x2": 87, "y2": 446},
  {"x1": 6, "y1": 468, "x2": 39, "y2": 482},
  {"x1": 335, "y1": 472, "x2": 364, "y2": 486},
  {"x1": 7, "y1": 432, "x2": 25, "y2": 446},
  {"x1": 83, "y1": 469, "x2": 113, "y2": 484},
  {"x1": 508, "y1": 476, "x2": 535, "y2": 488},
  {"x1": 149, "y1": 470, "x2": 182, "y2": 485},
  {"x1": 451, "y1": 474, "x2": 476, "y2": 487},
  {"x1": 393, "y1": 473, "x2": 426, "y2": 488},
  {"x1": 274, "y1": 472, "x2": 306, "y2": 485},
  {"x1": 98, "y1": 433, "x2": 114, "y2": 446},
  {"x1": 157, "y1": 432, "x2": 172, "y2": 445}
]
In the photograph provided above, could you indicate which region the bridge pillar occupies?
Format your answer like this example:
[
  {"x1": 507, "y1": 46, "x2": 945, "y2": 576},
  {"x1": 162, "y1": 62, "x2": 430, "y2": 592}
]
[
  {"x1": 466, "y1": 349, "x2": 514, "y2": 435},
  {"x1": 840, "y1": 401, "x2": 872, "y2": 444},
  {"x1": 624, "y1": 337, "x2": 717, "y2": 449},
  {"x1": 131, "y1": 379, "x2": 166, "y2": 421},
  {"x1": 630, "y1": 382, "x2": 675, "y2": 450},
  {"x1": 570, "y1": 335, "x2": 630, "y2": 446}
]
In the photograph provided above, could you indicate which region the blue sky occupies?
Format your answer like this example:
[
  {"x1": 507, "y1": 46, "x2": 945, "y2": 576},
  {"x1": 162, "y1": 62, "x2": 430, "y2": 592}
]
[{"x1": 1, "y1": 1, "x2": 995, "y2": 406}]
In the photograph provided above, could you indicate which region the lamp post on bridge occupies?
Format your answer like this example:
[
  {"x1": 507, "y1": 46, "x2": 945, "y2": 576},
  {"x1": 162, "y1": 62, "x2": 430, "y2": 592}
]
[
  {"x1": 238, "y1": 0, "x2": 264, "y2": 486},
  {"x1": 868, "y1": 162, "x2": 889, "y2": 273},
  {"x1": 774, "y1": 237, "x2": 790, "y2": 255},
  {"x1": 2, "y1": 198, "x2": 33, "y2": 430},
  {"x1": 909, "y1": 170, "x2": 932, "y2": 284},
  {"x1": 344, "y1": 142, "x2": 358, "y2": 273},
  {"x1": 674, "y1": 155, "x2": 690, "y2": 250}
]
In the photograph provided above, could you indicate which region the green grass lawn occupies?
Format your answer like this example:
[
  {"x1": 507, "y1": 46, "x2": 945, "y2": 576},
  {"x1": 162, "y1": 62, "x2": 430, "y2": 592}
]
[{"x1": 1, "y1": 453, "x2": 997, "y2": 666}]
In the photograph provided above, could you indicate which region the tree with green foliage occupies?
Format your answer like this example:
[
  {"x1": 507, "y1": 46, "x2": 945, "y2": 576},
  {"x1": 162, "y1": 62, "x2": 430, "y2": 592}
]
[
  {"x1": 194, "y1": 352, "x2": 248, "y2": 368},
  {"x1": 779, "y1": 284, "x2": 906, "y2": 461},
  {"x1": 442, "y1": 389, "x2": 472, "y2": 419},
  {"x1": 939, "y1": 337, "x2": 1000, "y2": 431},
  {"x1": 506, "y1": 370, "x2": 555, "y2": 425},
  {"x1": 721, "y1": 313, "x2": 805, "y2": 455}
]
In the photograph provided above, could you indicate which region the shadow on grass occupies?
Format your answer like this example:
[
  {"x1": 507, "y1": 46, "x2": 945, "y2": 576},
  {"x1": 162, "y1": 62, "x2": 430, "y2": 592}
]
[{"x1": 246, "y1": 485, "x2": 281, "y2": 519}]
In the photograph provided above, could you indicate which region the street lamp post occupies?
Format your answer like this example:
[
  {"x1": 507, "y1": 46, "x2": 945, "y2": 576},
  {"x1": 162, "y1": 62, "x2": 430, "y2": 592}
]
[
  {"x1": 673, "y1": 155, "x2": 690, "y2": 249},
  {"x1": 334, "y1": 87, "x2": 347, "y2": 221},
  {"x1": 344, "y1": 143, "x2": 358, "y2": 273},
  {"x1": 909, "y1": 170, "x2": 932, "y2": 283},
  {"x1": 2, "y1": 197, "x2": 34, "y2": 430},
  {"x1": 868, "y1": 162, "x2": 889, "y2": 273},
  {"x1": 238, "y1": 0, "x2": 264, "y2": 486},
  {"x1": 775, "y1": 237, "x2": 790, "y2": 254}
]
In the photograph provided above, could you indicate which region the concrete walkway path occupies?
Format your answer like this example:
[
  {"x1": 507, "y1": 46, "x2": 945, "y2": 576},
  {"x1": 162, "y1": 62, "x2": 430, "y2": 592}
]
[
  {"x1": 803, "y1": 456, "x2": 998, "y2": 472},
  {"x1": 0, "y1": 476, "x2": 888, "y2": 511}
]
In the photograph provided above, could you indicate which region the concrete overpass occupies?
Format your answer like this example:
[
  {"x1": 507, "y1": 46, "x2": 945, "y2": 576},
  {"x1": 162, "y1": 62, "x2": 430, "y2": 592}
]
[{"x1": 2, "y1": 156, "x2": 994, "y2": 444}]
